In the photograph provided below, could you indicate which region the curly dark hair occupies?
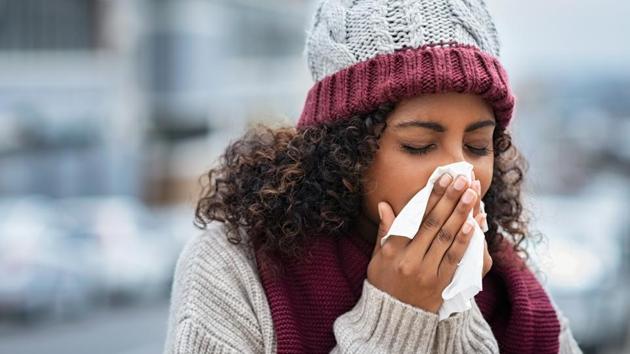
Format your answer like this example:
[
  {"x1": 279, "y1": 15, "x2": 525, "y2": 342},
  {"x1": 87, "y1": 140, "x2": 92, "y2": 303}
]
[{"x1": 194, "y1": 101, "x2": 540, "y2": 267}]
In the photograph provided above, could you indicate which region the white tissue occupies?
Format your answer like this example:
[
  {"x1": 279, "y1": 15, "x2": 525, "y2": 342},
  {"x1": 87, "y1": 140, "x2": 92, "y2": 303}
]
[{"x1": 380, "y1": 161, "x2": 488, "y2": 321}]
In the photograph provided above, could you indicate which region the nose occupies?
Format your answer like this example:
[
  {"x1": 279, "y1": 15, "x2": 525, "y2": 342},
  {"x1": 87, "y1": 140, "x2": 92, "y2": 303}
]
[
  {"x1": 441, "y1": 149, "x2": 467, "y2": 166},
  {"x1": 438, "y1": 146, "x2": 471, "y2": 173}
]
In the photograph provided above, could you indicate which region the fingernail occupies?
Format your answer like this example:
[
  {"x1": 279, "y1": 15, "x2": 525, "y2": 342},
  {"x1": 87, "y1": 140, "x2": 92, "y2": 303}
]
[
  {"x1": 463, "y1": 222, "x2": 473, "y2": 234},
  {"x1": 462, "y1": 189, "x2": 475, "y2": 203},
  {"x1": 454, "y1": 175, "x2": 467, "y2": 191},
  {"x1": 439, "y1": 173, "x2": 452, "y2": 187},
  {"x1": 377, "y1": 202, "x2": 383, "y2": 219}
]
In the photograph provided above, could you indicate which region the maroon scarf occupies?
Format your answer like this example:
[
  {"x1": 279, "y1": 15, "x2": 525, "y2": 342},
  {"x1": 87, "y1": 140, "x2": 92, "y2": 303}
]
[{"x1": 254, "y1": 228, "x2": 561, "y2": 353}]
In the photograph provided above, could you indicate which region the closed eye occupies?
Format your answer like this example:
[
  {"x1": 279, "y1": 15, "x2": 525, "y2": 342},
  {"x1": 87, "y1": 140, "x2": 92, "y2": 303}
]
[{"x1": 401, "y1": 144, "x2": 491, "y2": 156}]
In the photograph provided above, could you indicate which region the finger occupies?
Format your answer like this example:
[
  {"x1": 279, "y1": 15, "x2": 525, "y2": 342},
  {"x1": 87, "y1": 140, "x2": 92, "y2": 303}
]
[
  {"x1": 482, "y1": 238, "x2": 493, "y2": 277},
  {"x1": 436, "y1": 218, "x2": 476, "y2": 284},
  {"x1": 422, "y1": 187, "x2": 477, "y2": 273},
  {"x1": 475, "y1": 213, "x2": 484, "y2": 229},
  {"x1": 373, "y1": 201, "x2": 407, "y2": 257},
  {"x1": 423, "y1": 173, "x2": 453, "y2": 219},
  {"x1": 405, "y1": 174, "x2": 471, "y2": 261},
  {"x1": 471, "y1": 171, "x2": 481, "y2": 217}
]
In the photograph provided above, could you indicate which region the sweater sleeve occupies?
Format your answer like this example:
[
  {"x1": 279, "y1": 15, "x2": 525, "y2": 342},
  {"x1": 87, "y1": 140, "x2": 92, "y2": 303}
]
[
  {"x1": 163, "y1": 228, "x2": 276, "y2": 354},
  {"x1": 163, "y1": 224, "x2": 501, "y2": 354},
  {"x1": 330, "y1": 279, "x2": 499, "y2": 354}
]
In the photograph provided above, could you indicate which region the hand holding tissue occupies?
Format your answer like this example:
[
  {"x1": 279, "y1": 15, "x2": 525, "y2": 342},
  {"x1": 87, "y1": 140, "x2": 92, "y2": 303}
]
[{"x1": 380, "y1": 161, "x2": 488, "y2": 321}]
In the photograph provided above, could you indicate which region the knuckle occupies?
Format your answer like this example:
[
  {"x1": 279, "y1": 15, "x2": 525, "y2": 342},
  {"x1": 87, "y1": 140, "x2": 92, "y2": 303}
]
[
  {"x1": 380, "y1": 242, "x2": 397, "y2": 258},
  {"x1": 396, "y1": 259, "x2": 416, "y2": 277},
  {"x1": 436, "y1": 228, "x2": 454, "y2": 243},
  {"x1": 445, "y1": 250, "x2": 459, "y2": 266},
  {"x1": 421, "y1": 215, "x2": 441, "y2": 231},
  {"x1": 455, "y1": 229, "x2": 471, "y2": 245}
]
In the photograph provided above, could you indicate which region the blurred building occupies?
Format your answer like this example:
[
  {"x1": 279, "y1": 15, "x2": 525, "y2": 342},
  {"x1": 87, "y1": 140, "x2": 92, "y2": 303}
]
[
  {"x1": 0, "y1": 0, "x2": 148, "y2": 198},
  {"x1": 140, "y1": 0, "x2": 312, "y2": 204},
  {"x1": 0, "y1": 1, "x2": 629, "y2": 353},
  {"x1": 513, "y1": 75, "x2": 630, "y2": 195},
  {"x1": 0, "y1": 0, "x2": 313, "y2": 204}
]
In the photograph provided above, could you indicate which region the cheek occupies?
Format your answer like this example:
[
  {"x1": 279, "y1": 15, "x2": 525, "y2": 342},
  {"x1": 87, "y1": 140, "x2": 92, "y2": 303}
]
[
  {"x1": 363, "y1": 150, "x2": 494, "y2": 222},
  {"x1": 473, "y1": 160, "x2": 493, "y2": 199},
  {"x1": 362, "y1": 142, "x2": 434, "y2": 218}
]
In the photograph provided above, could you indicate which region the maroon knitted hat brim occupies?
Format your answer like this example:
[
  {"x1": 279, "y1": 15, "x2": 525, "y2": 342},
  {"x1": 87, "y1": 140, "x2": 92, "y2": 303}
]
[{"x1": 297, "y1": 42, "x2": 516, "y2": 130}]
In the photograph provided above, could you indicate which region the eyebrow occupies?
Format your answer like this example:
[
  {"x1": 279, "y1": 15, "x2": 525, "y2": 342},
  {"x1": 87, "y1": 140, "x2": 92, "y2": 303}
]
[{"x1": 393, "y1": 119, "x2": 496, "y2": 133}]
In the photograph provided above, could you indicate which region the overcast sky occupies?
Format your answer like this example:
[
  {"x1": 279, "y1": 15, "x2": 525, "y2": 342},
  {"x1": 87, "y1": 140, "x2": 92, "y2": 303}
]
[{"x1": 486, "y1": 0, "x2": 630, "y2": 82}]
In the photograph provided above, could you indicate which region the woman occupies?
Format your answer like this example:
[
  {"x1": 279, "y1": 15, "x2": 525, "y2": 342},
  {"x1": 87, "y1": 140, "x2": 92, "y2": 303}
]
[{"x1": 164, "y1": 0, "x2": 583, "y2": 353}]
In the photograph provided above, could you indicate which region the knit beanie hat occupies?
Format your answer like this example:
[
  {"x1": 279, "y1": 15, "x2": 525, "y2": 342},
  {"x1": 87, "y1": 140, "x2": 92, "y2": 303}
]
[{"x1": 296, "y1": 0, "x2": 516, "y2": 130}]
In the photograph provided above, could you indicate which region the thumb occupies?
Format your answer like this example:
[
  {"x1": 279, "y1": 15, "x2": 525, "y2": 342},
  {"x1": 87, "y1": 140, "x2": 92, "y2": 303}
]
[{"x1": 373, "y1": 201, "x2": 395, "y2": 257}]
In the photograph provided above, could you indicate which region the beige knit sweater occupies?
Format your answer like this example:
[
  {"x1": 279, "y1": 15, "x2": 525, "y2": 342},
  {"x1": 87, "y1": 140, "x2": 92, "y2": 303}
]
[{"x1": 163, "y1": 221, "x2": 583, "y2": 353}]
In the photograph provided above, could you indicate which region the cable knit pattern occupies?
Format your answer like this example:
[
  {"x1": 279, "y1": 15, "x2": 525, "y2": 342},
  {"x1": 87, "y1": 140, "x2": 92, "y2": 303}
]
[
  {"x1": 163, "y1": 221, "x2": 583, "y2": 353},
  {"x1": 304, "y1": 0, "x2": 500, "y2": 82},
  {"x1": 297, "y1": 0, "x2": 516, "y2": 132}
]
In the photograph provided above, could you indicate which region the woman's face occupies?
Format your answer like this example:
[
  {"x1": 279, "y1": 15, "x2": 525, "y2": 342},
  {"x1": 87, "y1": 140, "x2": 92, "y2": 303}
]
[{"x1": 357, "y1": 92, "x2": 495, "y2": 240}]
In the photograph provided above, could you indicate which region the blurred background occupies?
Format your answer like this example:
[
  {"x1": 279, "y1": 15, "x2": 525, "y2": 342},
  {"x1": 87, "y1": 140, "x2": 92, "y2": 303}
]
[{"x1": 0, "y1": 0, "x2": 628, "y2": 353}]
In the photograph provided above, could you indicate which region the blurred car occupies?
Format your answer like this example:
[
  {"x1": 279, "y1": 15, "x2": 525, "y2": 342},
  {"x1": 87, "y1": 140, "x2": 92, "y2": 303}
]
[
  {"x1": 0, "y1": 196, "x2": 97, "y2": 322},
  {"x1": 151, "y1": 203, "x2": 198, "y2": 251},
  {"x1": 56, "y1": 196, "x2": 180, "y2": 303},
  {"x1": 151, "y1": 203, "x2": 200, "y2": 287},
  {"x1": 527, "y1": 174, "x2": 630, "y2": 352}
]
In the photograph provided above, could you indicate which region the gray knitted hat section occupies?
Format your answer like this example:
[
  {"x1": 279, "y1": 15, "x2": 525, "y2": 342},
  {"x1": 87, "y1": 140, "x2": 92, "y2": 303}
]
[{"x1": 303, "y1": 0, "x2": 501, "y2": 82}]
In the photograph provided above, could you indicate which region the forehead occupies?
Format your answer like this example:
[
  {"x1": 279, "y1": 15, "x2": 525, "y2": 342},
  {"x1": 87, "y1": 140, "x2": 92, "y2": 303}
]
[{"x1": 388, "y1": 92, "x2": 495, "y2": 124}]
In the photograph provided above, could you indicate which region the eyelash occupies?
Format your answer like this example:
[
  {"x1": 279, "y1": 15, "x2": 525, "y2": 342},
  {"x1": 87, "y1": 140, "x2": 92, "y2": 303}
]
[{"x1": 402, "y1": 144, "x2": 490, "y2": 156}]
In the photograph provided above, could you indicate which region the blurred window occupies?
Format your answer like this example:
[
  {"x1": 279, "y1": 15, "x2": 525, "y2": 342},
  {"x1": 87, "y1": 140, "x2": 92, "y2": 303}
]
[{"x1": 0, "y1": 0, "x2": 100, "y2": 50}]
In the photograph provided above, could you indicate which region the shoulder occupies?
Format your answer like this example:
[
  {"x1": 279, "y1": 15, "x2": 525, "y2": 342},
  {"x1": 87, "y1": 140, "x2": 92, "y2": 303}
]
[
  {"x1": 175, "y1": 221, "x2": 259, "y2": 288},
  {"x1": 164, "y1": 221, "x2": 275, "y2": 353}
]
